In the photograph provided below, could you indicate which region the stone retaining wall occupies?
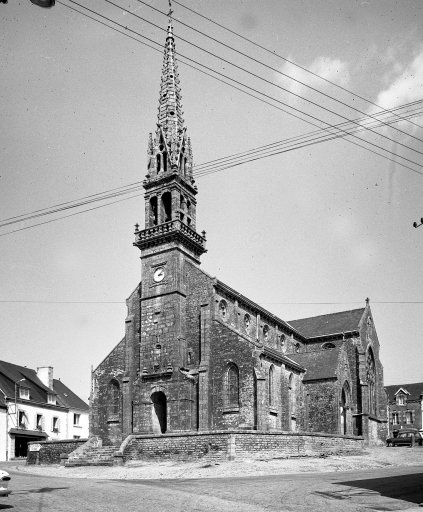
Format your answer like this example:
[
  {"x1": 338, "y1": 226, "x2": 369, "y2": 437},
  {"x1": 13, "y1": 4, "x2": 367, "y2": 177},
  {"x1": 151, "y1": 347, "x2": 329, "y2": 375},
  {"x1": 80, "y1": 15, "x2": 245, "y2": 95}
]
[
  {"x1": 122, "y1": 430, "x2": 363, "y2": 462},
  {"x1": 27, "y1": 439, "x2": 88, "y2": 465}
]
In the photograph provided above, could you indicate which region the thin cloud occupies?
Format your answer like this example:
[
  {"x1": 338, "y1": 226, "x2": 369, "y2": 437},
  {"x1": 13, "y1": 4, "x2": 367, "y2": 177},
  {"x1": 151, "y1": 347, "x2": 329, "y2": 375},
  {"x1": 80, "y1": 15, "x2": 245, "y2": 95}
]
[{"x1": 276, "y1": 56, "x2": 350, "y2": 105}]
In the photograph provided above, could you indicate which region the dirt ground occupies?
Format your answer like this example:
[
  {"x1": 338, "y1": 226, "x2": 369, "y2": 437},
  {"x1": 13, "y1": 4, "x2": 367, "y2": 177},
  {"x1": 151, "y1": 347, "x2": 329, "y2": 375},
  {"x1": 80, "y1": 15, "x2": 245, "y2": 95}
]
[{"x1": 14, "y1": 446, "x2": 423, "y2": 480}]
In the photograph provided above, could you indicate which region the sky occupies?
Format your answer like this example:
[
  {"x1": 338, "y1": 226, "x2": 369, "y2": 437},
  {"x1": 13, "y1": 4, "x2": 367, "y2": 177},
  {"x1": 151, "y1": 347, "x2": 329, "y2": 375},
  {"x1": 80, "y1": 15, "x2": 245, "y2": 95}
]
[{"x1": 1, "y1": 0, "x2": 423, "y2": 402}]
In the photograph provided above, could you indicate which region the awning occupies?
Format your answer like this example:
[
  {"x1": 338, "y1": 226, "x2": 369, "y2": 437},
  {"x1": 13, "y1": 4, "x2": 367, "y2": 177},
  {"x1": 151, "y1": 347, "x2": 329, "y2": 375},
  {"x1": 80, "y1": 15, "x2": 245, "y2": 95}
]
[{"x1": 9, "y1": 428, "x2": 48, "y2": 438}]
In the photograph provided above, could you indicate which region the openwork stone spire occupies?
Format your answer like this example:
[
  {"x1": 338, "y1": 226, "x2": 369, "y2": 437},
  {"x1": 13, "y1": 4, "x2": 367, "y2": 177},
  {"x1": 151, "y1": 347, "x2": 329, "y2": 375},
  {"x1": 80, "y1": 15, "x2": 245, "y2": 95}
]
[{"x1": 145, "y1": 17, "x2": 194, "y2": 184}]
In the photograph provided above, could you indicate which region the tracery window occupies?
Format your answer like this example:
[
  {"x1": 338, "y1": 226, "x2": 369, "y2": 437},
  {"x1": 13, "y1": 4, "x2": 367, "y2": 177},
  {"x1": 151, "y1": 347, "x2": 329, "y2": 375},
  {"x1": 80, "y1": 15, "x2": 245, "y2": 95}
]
[
  {"x1": 366, "y1": 349, "x2": 376, "y2": 415},
  {"x1": 225, "y1": 363, "x2": 239, "y2": 409},
  {"x1": 219, "y1": 300, "x2": 228, "y2": 319},
  {"x1": 109, "y1": 380, "x2": 120, "y2": 417}
]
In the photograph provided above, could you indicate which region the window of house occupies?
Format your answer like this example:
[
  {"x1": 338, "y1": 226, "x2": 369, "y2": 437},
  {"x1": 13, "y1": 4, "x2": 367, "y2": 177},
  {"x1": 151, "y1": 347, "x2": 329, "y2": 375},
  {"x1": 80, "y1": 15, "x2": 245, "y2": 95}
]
[
  {"x1": 225, "y1": 363, "x2": 239, "y2": 409},
  {"x1": 52, "y1": 417, "x2": 60, "y2": 433},
  {"x1": 19, "y1": 387, "x2": 29, "y2": 400},
  {"x1": 74, "y1": 413, "x2": 81, "y2": 426},
  {"x1": 392, "y1": 412, "x2": 399, "y2": 424},
  {"x1": 18, "y1": 410, "x2": 27, "y2": 428},
  {"x1": 405, "y1": 411, "x2": 413, "y2": 424},
  {"x1": 397, "y1": 394, "x2": 406, "y2": 406},
  {"x1": 36, "y1": 414, "x2": 43, "y2": 430},
  {"x1": 47, "y1": 393, "x2": 56, "y2": 405}
]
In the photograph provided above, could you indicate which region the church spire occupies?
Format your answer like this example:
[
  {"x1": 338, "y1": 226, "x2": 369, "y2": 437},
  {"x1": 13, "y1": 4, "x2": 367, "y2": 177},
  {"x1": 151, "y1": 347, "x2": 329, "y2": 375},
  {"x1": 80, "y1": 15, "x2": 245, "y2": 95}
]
[
  {"x1": 146, "y1": 9, "x2": 193, "y2": 183},
  {"x1": 136, "y1": 10, "x2": 206, "y2": 264}
]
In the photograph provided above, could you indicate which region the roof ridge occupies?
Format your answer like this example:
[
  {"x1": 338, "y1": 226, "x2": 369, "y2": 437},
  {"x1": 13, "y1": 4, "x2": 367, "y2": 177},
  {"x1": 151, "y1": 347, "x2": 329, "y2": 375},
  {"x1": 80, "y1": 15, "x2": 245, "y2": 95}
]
[{"x1": 288, "y1": 307, "x2": 365, "y2": 324}]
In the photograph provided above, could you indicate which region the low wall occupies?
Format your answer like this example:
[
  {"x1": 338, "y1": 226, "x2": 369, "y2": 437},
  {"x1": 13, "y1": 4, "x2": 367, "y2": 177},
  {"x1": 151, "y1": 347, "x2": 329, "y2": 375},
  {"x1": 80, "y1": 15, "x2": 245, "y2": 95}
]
[
  {"x1": 27, "y1": 439, "x2": 88, "y2": 465},
  {"x1": 122, "y1": 430, "x2": 364, "y2": 462}
]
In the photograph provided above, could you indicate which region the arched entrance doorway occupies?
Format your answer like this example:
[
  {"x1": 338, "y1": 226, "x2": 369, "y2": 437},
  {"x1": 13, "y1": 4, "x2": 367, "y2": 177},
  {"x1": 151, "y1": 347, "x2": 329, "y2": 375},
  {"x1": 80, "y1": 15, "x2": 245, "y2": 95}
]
[{"x1": 151, "y1": 391, "x2": 167, "y2": 434}]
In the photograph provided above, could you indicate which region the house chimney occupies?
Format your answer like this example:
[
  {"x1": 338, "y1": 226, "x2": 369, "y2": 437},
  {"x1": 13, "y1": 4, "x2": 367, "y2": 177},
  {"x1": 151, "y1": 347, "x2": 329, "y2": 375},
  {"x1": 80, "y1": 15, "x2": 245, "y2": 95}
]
[{"x1": 37, "y1": 366, "x2": 53, "y2": 390}]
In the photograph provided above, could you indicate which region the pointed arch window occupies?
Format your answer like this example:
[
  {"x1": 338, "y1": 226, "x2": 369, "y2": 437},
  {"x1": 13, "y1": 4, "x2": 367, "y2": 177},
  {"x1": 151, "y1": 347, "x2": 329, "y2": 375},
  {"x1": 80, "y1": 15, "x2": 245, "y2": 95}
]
[
  {"x1": 225, "y1": 363, "x2": 239, "y2": 409},
  {"x1": 149, "y1": 196, "x2": 158, "y2": 226},
  {"x1": 161, "y1": 192, "x2": 172, "y2": 223},
  {"x1": 268, "y1": 365, "x2": 275, "y2": 406},
  {"x1": 366, "y1": 348, "x2": 376, "y2": 415},
  {"x1": 108, "y1": 380, "x2": 120, "y2": 419}
]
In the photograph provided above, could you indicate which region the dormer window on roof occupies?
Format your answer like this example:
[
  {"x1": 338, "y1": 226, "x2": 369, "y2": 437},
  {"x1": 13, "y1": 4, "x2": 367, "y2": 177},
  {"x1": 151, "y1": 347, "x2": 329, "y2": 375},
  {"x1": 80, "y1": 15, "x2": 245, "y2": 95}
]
[
  {"x1": 47, "y1": 393, "x2": 56, "y2": 405},
  {"x1": 19, "y1": 387, "x2": 30, "y2": 400},
  {"x1": 397, "y1": 394, "x2": 406, "y2": 405}
]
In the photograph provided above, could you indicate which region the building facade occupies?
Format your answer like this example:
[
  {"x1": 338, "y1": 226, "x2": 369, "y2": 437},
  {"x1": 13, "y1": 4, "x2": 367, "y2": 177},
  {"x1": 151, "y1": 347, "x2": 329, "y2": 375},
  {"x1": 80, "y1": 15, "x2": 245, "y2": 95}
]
[
  {"x1": 0, "y1": 361, "x2": 89, "y2": 460},
  {"x1": 90, "y1": 18, "x2": 388, "y2": 447},
  {"x1": 385, "y1": 383, "x2": 423, "y2": 434}
]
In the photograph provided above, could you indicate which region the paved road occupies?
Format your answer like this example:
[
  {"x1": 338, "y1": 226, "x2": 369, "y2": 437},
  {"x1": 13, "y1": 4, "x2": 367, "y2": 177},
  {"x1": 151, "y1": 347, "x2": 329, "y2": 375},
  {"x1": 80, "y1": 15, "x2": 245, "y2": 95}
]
[{"x1": 1, "y1": 463, "x2": 423, "y2": 512}]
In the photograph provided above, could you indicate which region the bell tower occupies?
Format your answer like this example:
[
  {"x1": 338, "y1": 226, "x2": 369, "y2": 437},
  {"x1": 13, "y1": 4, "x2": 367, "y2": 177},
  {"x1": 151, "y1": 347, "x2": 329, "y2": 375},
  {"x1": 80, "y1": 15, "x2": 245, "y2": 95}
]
[{"x1": 134, "y1": 18, "x2": 206, "y2": 266}]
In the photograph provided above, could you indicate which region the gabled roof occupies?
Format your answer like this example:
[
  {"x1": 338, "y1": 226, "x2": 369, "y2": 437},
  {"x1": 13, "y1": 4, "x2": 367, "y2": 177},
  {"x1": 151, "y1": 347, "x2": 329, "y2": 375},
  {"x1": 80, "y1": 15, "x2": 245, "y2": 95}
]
[
  {"x1": 0, "y1": 360, "x2": 88, "y2": 410},
  {"x1": 53, "y1": 379, "x2": 89, "y2": 411},
  {"x1": 288, "y1": 348, "x2": 341, "y2": 382},
  {"x1": 0, "y1": 360, "x2": 52, "y2": 404},
  {"x1": 385, "y1": 383, "x2": 423, "y2": 401},
  {"x1": 288, "y1": 308, "x2": 365, "y2": 338}
]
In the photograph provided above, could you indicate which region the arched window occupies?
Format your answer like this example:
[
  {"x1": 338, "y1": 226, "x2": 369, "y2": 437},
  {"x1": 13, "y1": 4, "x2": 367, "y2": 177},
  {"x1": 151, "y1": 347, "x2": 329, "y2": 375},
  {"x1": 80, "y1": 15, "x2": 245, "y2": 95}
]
[
  {"x1": 367, "y1": 348, "x2": 376, "y2": 415},
  {"x1": 109, "y1": 380, "x2": 120, "y2": 417},
  {"x1": 219, "y1": 300, "x2": 228, "y2": 319},
  {"x1": 225, "y1": 363, "x2": 239, "y2": 408},
  {"x1": 161, "y1": 192, "x2": 172, "y2": 223},
  {"x1": 340, "y1": 381, "x2": 351, "y2": 435},
  {"x1": 263, "y1": 324, "x2": 269, "y2": 341},
  {"x1": 268, "y1": 365, "x2": 274, "y2": 406},
  {"x1": 149, "y1": 196, "x2": 158, "y2": 226}
]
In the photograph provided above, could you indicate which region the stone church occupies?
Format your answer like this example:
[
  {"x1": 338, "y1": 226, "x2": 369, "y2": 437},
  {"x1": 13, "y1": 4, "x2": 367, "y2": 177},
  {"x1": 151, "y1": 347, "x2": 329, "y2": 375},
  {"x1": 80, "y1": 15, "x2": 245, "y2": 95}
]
[{"x1": 90, "y1": 18, "x2": 388, "y2": 449}]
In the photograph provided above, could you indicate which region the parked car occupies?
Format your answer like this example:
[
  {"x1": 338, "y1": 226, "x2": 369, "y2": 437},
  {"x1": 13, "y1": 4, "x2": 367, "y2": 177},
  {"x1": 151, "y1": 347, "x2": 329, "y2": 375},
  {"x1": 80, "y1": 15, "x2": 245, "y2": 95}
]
[
  {"x1": 0, "y1": 470, "x2": 11, "y2": 497},
  {"x1": 386, "y1": 429, "x2": 423, "y2": 447}
]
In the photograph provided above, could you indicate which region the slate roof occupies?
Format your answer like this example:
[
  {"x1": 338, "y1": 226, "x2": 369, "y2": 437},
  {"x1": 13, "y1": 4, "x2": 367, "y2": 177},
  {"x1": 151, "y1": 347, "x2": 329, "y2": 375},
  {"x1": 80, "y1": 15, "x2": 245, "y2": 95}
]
[
  {"x1": 385, "y1": 383, "x2": 423, "y2": 401},
  {"x1": 53, "y1": 378, "x2": 89, "y2": 411},
  {"x1": 288, "y1": 308, "x2": 365, "y2": 338},
  {"x1": 288, "y1": 348, "x2": 341, "y2": 382},
  {"x1": 0, "y1": 360, "x2": 88, "y2": 410}
]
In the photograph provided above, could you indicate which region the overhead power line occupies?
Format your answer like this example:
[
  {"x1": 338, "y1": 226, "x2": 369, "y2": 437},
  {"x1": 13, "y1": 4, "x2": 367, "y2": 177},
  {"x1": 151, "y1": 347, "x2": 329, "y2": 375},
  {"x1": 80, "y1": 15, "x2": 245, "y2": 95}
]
[
  {"x1": 102, "y1": 0, "x2": 423, "y2": 158},
  {"x1": 133, "y1": 0, "x2": 423, "y2": 144},
  {"x1": 60, "y1": 0, "x2": 423, "y2": 176},
  {"x1": 173, "y1": 0, "x2": 423, "y2": 131},
  {"x1": 1, "y1": 101, "x2": 422, "y2": 234}
]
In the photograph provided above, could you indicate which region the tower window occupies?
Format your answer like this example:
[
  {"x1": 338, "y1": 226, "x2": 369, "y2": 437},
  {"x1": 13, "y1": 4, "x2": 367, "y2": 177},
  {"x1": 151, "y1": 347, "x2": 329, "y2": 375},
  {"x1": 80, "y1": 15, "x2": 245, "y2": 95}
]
[
  {"x1": 263, "y1": 325, "x2": 269, "y2": 341},
  {"x1": 150, "y1": 196, "x2": 158, "y2": 226},
  {"x1": 161, "y1": 192, "x2": 172, "y2": 223},
  {"x1": 156, "y1": 153, "x2": 161, "y2": 173}
]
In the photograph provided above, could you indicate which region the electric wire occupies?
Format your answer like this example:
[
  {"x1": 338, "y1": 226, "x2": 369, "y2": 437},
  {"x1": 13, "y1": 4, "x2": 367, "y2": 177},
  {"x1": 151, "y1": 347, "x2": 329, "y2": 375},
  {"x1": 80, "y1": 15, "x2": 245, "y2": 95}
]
[
  {"x1": 1, "y1": 4, "x2": 423, "y2": 235},
  {"x1": 102, "y1": 0, "x2": 423, "y2": 157},
  {"x1": 60, "y1": 1, "x2": 423, "y2": 174},
  {"x1": 194, "y1": 105, "x2": 423, "y2": 177},
  {"x1": 133, "y1": 0, "x2": 423, "y2": 144},
  {"x1": 173, "y1": 0, "x2": 423, "y2": 131},
  {"x1": 2, "y1": 103, "x2": 422, "y2": 232}
]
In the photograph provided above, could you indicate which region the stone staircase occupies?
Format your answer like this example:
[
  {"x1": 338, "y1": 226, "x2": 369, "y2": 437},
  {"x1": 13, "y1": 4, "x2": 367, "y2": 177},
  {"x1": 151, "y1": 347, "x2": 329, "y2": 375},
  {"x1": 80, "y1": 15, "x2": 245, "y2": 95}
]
[{"x1": 65, "y1": 443, "x2": 117, "y2": 467}]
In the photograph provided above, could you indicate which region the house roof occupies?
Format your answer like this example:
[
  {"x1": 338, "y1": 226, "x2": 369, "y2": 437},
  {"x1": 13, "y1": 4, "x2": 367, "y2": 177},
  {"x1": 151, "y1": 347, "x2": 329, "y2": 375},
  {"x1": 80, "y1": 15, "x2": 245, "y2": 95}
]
[
  {"x1": 53, "y1": 379, "x2": 89, "y2": 411},
  {"x1": 385, "y1": 383, "x2": 423, "y2": 401},
  {"x1": 0, "y1": 360, "x2": 88, "y2": 410},
  {"x1": 288, "y1": 308, "x2": 365, "y2": 338},
  {"x1": 288, "y1": 348, "x2": 341, "y2": 381}
]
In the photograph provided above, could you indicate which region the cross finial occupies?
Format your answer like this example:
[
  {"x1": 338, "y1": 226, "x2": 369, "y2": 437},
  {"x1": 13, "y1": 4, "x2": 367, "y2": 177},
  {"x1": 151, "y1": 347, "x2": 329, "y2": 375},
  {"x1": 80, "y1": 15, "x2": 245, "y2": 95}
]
[
  {"x1": 365, "y1": 297, "x2": 370, "y2": 306},
  {"x1": 167, "y1": 0, "x2": 173, "y2": 18}
]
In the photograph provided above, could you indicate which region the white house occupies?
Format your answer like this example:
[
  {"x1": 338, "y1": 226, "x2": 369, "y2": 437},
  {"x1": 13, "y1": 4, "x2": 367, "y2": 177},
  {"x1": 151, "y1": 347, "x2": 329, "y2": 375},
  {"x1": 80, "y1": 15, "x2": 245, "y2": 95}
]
[{"x1": 0, "y1": 361, "x2": 89, "y2": 460}]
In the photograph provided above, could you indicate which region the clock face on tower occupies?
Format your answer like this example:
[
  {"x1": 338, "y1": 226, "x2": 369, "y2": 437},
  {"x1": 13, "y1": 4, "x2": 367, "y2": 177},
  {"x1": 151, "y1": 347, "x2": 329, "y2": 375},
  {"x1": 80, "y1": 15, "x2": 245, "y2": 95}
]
[{"x1": 153, "y1": 266, "x2": 165, "y2": 282}]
